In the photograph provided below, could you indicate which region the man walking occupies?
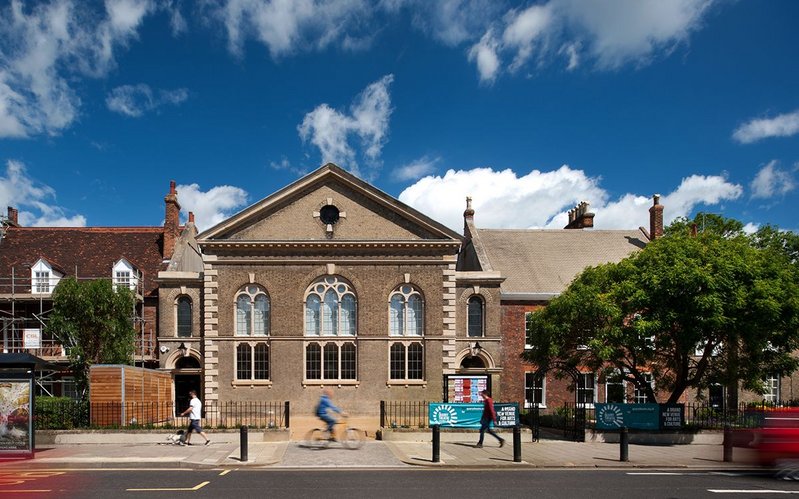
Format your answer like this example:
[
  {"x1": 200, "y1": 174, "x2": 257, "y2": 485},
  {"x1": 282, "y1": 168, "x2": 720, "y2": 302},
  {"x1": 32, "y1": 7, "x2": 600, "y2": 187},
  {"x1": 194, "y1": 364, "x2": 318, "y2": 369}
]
[
  {"x1": 476, "y1": 389, "x2": 505, "y2": 448},
  {"x1": 180, "y1": 390, "x2": 211, "y2": 446}
]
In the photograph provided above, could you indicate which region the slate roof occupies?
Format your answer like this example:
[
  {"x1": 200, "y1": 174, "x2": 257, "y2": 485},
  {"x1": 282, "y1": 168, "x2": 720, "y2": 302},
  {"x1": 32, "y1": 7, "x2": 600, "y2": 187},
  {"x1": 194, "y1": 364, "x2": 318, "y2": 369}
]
[
  {"x1": 0, "y1": 227, "x2": 166, "y2": 297},
  {"x1": 475, "y1": 228, "x2": 647, "y2": 295}
]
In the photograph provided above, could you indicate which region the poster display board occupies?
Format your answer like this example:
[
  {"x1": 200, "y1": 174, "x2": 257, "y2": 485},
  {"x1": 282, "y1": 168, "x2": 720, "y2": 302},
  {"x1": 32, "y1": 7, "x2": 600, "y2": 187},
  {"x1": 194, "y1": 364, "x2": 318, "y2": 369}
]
[
  {"x1": 446, "y1": 375, "x2": 488, "y2": 403},
  {"x1": 23, "y1": 329, "x2": 40, "y2": 349},
  {"x1": 0, "y1": 379, "x2": 33, "y2": 456}
]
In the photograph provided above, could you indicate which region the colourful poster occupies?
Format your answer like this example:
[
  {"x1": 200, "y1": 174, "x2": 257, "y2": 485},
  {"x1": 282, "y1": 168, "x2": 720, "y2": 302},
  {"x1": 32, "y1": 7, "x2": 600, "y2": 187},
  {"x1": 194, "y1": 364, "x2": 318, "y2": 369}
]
[
  {"x1": 446, "y1": 375, "x2": 488, "y2": 403},
  {"x1": 0, "y1": 380, "x2": 32, "y2": 454}
]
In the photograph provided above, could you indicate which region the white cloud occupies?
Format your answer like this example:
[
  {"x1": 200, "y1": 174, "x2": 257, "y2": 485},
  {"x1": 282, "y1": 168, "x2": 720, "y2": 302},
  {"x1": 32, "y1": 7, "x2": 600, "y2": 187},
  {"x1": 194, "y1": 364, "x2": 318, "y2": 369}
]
[
  {"x1": 298, "y1": 74, "x2": 394, "y2": 178},
  {"x1": 467, "y1": 0, "x2": 714, "y2": 81},
  {"x1": 0, "y1": 0, "x2": 154, "y2": 138},
  {"x1": 733, "y1": 109, "x2": 799, "y2": 144},
  {"x1": 392, "y1": 156, "x2": 440, "y2": 182},
  {"x1": 750, "y1": 160, "x2": 796, "y2": 199},
  {"x1": 0, "y1": 160, "x2": 86, "y2": 226},
  {"x1": 175, "y1": 183, "x2": 249, "y2": 232},
  {"x1": 468, "y1": 30, "x2": 501, "y2": 84},
  {"x1": 398, "y1": 165, "x2": 607, "y2": 231},
  {"x1": 405, "y1": 0, "x2": 500, "y2": 47},
  {"x1": 742, "y1": 222, "x2": 759, "y2": 235},
  {"x1": 210, "y1": 0, "x2": 370, "y2": 58},
  {"x1": 106, "y1": 84, "x2": 189, "y2": 117},
  {"x1": 398, "y1": 165, "x2": 742, "y2": 233}
]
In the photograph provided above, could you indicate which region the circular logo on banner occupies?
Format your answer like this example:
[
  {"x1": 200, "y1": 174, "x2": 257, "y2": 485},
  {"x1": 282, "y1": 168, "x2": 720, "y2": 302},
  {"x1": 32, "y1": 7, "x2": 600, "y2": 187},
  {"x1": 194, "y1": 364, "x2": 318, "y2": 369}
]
[
  {"x1": 431, "y1": 405, "x2": 458, "y2": 426},
  {"x1": 598, "y1": 404, "x2": 624, "y2": 428}
]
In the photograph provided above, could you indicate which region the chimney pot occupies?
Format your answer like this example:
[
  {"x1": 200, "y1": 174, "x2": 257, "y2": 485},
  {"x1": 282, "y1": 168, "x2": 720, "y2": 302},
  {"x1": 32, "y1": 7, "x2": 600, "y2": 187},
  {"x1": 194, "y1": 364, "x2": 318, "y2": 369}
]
[
  {"x1": 649, "y1": 194, "x2": 664, "y2": 239},
  {"x1": 188, "y1": 212, "x2": 195, "y2": 223},
  {"x1": 6, "y1": 206, "x2": 18, "y2": 226}
]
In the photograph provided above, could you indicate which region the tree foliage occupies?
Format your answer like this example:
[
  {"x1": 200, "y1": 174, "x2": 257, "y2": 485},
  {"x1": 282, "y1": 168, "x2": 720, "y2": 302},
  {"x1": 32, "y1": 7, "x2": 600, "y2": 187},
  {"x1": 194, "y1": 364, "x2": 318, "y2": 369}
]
[
  {"x1": 524, "y1": 215, "x2": 799, "y2": 404},
  {"x1": 45, "y1": 277, "x2": 136, "y2": 399}
]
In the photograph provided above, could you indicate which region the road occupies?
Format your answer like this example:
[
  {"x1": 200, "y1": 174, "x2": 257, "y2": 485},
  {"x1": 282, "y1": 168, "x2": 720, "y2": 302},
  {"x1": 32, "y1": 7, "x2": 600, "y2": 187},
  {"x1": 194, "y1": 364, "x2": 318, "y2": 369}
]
[{"x1": 2, "y1": 468, "x2": 798, "y2": 498}]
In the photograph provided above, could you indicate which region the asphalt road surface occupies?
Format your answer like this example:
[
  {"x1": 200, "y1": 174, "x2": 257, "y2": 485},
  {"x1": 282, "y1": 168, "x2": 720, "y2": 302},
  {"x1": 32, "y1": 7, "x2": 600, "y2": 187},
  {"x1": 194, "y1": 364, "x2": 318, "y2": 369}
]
[{"x1": 3, "y1": 468, "x2": 799, "y2": 498}]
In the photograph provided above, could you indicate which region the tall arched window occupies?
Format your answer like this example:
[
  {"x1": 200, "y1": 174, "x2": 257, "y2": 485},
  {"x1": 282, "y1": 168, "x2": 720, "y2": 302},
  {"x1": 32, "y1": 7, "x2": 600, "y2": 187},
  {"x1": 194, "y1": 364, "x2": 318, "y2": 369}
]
[
  {"x1": 304, "y1": 276, "x2": 357, "y2": 336},
  {"x1": 176, "y1": 296, "x2": 192, "y2": 337},
  {"x1": 235, "y1": 285, "x2": 270, "y2": 336},
  {"x1": 389, "y1": 285, "x2": 423, "y2": 336},
  {"x1": 467, "y1": 296, "x2": 484, "y2": 337}
]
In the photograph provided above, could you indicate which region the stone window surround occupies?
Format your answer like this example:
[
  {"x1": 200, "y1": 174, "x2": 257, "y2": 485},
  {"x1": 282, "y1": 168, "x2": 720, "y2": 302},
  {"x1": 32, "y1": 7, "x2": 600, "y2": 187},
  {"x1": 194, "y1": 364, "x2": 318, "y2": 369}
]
[
  {"x1": 303, "y1": 340, "x2": 359, "y2": 386},
  {"x1": 387, "y1": 340, "x2": 426, "y2": 385},
  {"x1": 388, "y1": 283, "x2": 424, "y2": 337},
  {"x1": 232, "y1": 340, "x2": 272, "y2": 387},
  {"x1": 234, "y1": 284, "x2": 271, "y2": 337},
  {"x1": 304, "y1": 275, "x2": 357, "y2": 337}
]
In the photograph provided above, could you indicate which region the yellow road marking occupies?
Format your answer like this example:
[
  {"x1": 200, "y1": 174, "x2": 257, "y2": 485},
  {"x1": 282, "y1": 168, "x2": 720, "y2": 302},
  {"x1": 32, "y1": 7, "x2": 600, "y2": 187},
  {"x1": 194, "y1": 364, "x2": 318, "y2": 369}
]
[
  {"x1": 219, "y1": 470, "x2": 231, "y2": 476},
  {"x1": 127, "y1": 481, "x2": 210, "y2": 492}
]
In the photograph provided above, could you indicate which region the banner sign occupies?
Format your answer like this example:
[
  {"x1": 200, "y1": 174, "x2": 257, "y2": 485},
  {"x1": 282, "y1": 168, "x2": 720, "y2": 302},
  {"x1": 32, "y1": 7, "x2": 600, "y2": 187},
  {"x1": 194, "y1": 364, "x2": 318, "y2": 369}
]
[
  {"x1": 595, "y1": 403, "x2": 685, "y2": 430},
  {"x1": 429, "y1": 402, "x2": 519, "y2": 428},
  {"x1": 0, "y1": 379, "x2": 33, "y2": 455},
  {"x1": 23, "y1": 329, "x2": 40, "y2": 349}
]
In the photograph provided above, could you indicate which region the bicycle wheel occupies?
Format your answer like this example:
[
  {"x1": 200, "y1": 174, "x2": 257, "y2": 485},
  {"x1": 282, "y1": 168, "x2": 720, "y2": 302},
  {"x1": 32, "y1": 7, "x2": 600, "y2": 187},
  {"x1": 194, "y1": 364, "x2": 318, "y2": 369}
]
[
  {"x1": 305, "y1": 428, "x2": 330, "y2": 449},
  {"x1": 342, "y1": 427, "x2": 364, "y2": 450}
]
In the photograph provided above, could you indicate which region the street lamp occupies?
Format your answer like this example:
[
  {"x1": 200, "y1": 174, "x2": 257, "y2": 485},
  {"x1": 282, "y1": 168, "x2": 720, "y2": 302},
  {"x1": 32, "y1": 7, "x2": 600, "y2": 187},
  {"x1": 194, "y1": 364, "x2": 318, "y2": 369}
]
[
  {"x1": 177, "y1": 342, "x2": 189, "y2": 357},
  {"x1": 470, "y1": 341, "x2": 482, "y2": 358}
]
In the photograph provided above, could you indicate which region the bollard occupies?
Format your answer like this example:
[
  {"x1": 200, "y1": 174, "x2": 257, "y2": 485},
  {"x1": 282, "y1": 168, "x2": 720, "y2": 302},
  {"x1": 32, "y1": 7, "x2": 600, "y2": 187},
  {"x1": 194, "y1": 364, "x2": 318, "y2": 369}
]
[
  {"x1": 723, "y1": 425, "x2": 733, "y2": 462},
  {"x1": 619, "y1": 427, "x2": 629, "y2": 462},
  {"x1": 240, "y1": 425, "x2": 249, "y2": 462},
  {"x1": 513, "y1": 425, "x2": 522, "y2": 462},
  {"x1": 432, "y1": 424, "x2": 440, "y2": 463}
]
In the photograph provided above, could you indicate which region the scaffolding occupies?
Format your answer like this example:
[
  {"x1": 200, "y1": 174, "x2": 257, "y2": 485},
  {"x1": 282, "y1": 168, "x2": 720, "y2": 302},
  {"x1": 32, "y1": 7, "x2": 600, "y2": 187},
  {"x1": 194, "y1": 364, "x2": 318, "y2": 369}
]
[{"x1": 0, "y1": 268, "x2": 156, "y2": 395}]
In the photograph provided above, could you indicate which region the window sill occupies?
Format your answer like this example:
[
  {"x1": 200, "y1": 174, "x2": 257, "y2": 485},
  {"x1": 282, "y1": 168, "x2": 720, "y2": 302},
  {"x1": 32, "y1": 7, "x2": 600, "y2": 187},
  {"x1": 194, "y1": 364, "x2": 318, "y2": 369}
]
[
  {"x1": 302, "y1": 380, "x2": 359, "y2": 387},
  {"x1": 231, "y1": 380, "x2": 272, "y2": 387},
  {"x1": 387, "y1": 381, "x2": 427, "y2": 387}
]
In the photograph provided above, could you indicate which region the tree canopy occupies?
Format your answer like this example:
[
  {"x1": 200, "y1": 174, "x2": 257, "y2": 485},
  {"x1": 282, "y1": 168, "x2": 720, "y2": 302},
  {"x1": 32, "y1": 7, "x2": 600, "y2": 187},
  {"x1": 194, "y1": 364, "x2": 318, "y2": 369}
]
[
  {"x1": 523, "y1": 215, "x2": 799, "y2": 404},
  {"x1": 45, "y1": 277, "x2": 137, "y2": 399}
]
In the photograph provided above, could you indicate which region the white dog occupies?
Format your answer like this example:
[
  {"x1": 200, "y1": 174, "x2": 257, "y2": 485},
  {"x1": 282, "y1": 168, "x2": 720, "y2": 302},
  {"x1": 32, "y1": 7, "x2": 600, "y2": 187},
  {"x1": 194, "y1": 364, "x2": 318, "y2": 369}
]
[{"x1": 166, "y1": 429, "x2": 186, "y2": 445}]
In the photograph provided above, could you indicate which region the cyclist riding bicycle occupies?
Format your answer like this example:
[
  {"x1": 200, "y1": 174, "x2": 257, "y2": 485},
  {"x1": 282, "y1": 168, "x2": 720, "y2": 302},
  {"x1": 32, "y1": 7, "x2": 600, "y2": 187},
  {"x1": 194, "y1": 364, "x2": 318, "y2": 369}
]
[{"x1": 316, "y1": 388, "x2": 343, "y2": 439}]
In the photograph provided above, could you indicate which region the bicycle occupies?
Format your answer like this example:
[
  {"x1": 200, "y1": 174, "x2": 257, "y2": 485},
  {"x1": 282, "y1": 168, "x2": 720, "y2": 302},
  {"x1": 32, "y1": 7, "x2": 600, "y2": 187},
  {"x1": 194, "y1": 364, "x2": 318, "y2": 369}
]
[{"x1": 304, "y1": 415, "x2": 364, "y2": 450}]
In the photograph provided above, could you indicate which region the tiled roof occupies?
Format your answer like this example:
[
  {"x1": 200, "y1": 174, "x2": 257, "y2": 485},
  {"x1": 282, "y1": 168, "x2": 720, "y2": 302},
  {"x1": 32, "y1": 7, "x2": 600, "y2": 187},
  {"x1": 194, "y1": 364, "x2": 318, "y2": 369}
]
[
  {"x1": 475, "y1": 228, "x2": 647, "y2": 295},
  {"x1": 0, "y1": 227, "x2": 165, "y2": 297}
]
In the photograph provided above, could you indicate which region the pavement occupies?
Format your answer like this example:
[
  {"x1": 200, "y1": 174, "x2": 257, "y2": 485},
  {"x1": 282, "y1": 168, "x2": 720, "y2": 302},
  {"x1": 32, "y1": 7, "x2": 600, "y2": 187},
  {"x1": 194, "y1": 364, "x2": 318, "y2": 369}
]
[{"x1": 0, "y1": 433, "x2": 763, "y2": 471}]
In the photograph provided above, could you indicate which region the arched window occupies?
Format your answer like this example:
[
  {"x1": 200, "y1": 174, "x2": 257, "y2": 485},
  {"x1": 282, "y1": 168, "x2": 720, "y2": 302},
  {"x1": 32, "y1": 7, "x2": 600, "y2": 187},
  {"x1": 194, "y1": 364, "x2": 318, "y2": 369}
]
[
  {"x1": 177, "y1": 296, "x2": 192, "y2": 337},
  {"x1": 389, "y1": 285, "x2": 423, "y2": 336},
  {"x1": 235, "y1": 285, "x2": 270, "y2": 336},
  {"x1": 304, "y1": 276, "x2": 357, "y2": 336},
  {"x1": 467, "y1": 296, "x2": 484, "y2": 337}
]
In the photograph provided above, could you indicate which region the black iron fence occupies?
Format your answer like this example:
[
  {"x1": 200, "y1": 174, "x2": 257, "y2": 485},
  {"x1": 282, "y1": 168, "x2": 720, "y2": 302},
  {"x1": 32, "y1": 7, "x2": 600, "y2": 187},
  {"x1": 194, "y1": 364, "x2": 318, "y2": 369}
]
[
  {"x1": 380, "y1": 400, "x2": 430, "y2": 428},
  {"x1": 34, "y1": 398, "x2": 290, "y2": 430},
  {"x1": 683, "y1": 402, "x2": 791, "y2": 429}
]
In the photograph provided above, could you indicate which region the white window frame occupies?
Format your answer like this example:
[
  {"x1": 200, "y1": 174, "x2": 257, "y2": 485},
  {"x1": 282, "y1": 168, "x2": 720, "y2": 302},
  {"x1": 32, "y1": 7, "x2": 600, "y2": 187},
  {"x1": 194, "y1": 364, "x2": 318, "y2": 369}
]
[
  {"x1": 388, "y1": 285, "x2": 424, "y2": 337},
  {"x1": 605, "y1": 370, "x2": 626, "y2": 403},
  {"x1": 524, "y1": 372, "x2": 546, "y2": 408},
  {"x1": 112, "y1": 259, "x2": 139, "y2": 291},
  {"x1": 235, "y1": 285, "x2": 270, "y2": 337},
  {"x1": 576, "y1": 372, "x2": 596, "y2": 407},
  {"x1": 388, "y1": 341, "x2": 425, "y2": 384},
  {"x1": 764, "y1": 376, "x2": 780, "y2": 403},
  {"x1": 31, "y1": 259, "x2": 60, "y2": 294},
  {"x1": 233, "y1": 341, "x2": 271, "y2": 385},
  {"x1": 633, "y1": 373, "x2": 654, "y2": 404},
  {"x1": 524, "y1": 311, "x2": 534, "y2": 349}
]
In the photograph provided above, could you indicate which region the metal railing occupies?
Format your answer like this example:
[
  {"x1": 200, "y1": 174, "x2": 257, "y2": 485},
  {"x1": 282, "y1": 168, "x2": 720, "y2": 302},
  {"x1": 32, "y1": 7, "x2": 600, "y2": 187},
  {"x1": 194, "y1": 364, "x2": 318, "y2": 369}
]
[
  {"x1": 380, "y1": 400, "x2": 430, "y2": 428},
  {"x1": 34, "y1": 399, "x2": 291, "y2": 430}
]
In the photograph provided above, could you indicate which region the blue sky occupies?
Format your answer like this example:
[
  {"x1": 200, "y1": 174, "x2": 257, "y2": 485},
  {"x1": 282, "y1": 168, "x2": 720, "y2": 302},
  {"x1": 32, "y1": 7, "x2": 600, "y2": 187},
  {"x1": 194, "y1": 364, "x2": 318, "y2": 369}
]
[{"x1": 0, "y1": 0, "x2": 797, "y2": 234}]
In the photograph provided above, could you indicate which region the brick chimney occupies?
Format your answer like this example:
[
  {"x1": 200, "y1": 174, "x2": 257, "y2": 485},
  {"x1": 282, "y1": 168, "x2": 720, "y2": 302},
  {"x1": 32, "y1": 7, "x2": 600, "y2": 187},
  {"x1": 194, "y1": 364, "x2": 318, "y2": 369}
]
[
  {"x1": 163, "y1": 180, "x2": 181, "y2": 259},
  {"x1": 649, "y1": 194, "x2": 664, "y2": 240},
  {"x1": 564, "y1": 201, "x2": 595, "y2": 229},
  {"x1": 6, "y1": 207, "x2": 19, "y2": 227},
  {"x1": 463, "y1": 196, "x2": 475, "y2": 239}
]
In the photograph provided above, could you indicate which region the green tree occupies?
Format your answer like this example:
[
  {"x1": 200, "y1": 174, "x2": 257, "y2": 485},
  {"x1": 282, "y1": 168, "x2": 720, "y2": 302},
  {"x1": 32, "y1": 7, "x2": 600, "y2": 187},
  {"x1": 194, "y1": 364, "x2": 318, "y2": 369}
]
[
  {"x1": 524, "y1": 217, "x2": 799, "y2": 405},
  {"x1": 45, "y1": 277, "x2": 137, "y2": 399}
]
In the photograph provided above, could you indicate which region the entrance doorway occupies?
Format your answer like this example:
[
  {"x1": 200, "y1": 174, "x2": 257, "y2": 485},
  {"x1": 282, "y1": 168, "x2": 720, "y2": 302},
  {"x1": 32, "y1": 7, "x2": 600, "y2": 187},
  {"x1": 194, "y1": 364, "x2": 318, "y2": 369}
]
[{"x1": 174, "y1": 374, "x2": 200, "y2": 414}]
